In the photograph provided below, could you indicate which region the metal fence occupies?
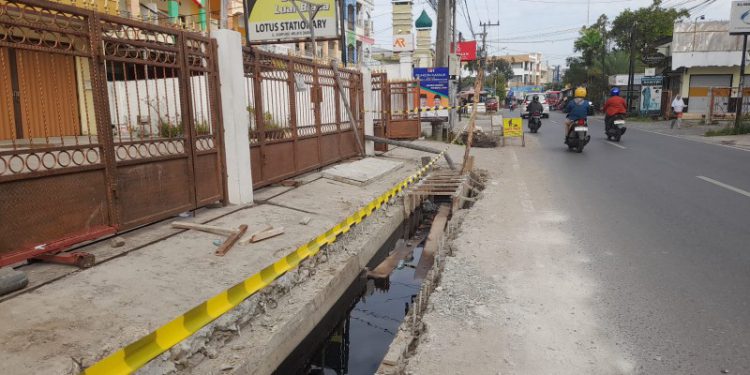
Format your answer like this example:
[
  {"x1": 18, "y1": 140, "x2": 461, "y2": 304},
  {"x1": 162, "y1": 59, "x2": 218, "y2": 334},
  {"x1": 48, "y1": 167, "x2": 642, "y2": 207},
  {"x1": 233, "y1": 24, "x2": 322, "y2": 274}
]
[
  {"x1": 243, "y1": 48, "x2": 364, "y2": 188},
  {"x1": 0, "y1": 0, "x2": 225, "y2": 265},
  {"x1": 708, "y1": 87, "x2": 750, "y2": 123}
]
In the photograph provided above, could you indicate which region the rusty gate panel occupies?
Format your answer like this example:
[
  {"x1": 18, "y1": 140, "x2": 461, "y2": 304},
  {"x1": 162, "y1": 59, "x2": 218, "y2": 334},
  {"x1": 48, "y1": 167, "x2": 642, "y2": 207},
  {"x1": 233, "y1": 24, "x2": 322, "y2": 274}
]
[
  {"x1": 243, "y1": 48, "x2": 364, "y2": 189},
  {"x1": 0, "y1": 0, "x2": 113, "y2": 262},
  {"x1": 1, "y1": 48, "x2": 16, "y2": 140},
  {"x1": 0, "y1": 0, "x2": 226, "y2": 265},
  {"x1": 371, "y1": 72, "x2": 388, "y2": 152},
  {"x1": 386, "y1": 80, "x2": 421, "y2": 140},
  {"x1": 15, "y1": 49, "x2": 81, "y2": 139},
  {"x1": 0, "y1": 170, "x2": 110, "y2": 257},
  {"x1": 184, "y1": 34, "x2": 226, "y2": 206}
]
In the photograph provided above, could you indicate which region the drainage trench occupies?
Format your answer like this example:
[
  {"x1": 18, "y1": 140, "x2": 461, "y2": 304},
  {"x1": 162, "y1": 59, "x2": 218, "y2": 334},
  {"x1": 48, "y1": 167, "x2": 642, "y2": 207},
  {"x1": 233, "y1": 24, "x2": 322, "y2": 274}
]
[{"x1": 274, "y1": 202, "x2": 438, "y2": 375}]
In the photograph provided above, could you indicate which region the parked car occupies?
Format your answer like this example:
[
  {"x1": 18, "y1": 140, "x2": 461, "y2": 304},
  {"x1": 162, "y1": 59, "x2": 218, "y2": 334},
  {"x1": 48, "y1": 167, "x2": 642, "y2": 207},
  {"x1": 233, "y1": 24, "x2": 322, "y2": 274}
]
[
  {"x1": 521, "y1": 94, "x2": 550, "y2": 118},
  {"x1": 485, "y1": 98, "x2": 499, "y2": 112}
]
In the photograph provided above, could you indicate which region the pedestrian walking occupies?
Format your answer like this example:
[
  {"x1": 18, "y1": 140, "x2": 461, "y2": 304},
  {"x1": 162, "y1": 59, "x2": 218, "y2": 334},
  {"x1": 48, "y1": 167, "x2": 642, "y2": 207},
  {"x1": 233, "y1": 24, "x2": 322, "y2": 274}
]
[{"x1": 671, "y1": 94, "x2": 685, "y2": 129}]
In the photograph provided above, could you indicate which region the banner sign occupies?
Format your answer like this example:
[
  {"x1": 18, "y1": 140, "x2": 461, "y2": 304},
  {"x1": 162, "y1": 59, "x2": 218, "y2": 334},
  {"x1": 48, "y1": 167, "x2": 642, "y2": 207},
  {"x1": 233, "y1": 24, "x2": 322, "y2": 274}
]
[
  {"x1": 451, "y1": 41, "x2": 477, "y2": 61},
  {"x1": 730, "y1": 1, "x2": 750, "y2": 34},
  {"x1": 246, "y1": 0, "x2": 340, "y2": 44},
  {"x1": 640, "y1": 76, "x2": 663, "y2": 115},
  {"x1": 414, "y1": 67, "x2": 450, "y2": 108}
]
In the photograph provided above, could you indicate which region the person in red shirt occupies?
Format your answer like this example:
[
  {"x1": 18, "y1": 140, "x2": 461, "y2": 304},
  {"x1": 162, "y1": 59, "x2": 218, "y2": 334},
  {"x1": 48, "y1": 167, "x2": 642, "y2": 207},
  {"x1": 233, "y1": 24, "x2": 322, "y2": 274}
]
[{"x1": 603, "y1": 87, "x2": 627, "y2": 132}]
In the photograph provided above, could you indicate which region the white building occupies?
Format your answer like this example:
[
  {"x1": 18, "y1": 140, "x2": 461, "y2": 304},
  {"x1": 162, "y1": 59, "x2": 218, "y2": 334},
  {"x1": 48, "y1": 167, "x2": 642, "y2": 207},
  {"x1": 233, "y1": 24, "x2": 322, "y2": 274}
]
[{"x1": 493, "y1": 53, "x2": 547, "y2": 87}]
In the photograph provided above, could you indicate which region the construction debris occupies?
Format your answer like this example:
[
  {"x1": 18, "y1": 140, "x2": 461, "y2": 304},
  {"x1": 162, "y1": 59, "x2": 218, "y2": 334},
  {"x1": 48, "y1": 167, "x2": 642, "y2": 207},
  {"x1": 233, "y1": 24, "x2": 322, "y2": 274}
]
[
  {"x1": 367, "y1": 235, "x2": 426, "y2": 279},
  {"x1": 238, "y1": 225, "x2": 273, "y2": 246},
  {"x1": 458, "y1": 128, "x2": 498, "y2": 148},
  {"x1": 414, "y1": 205, "x2": 450, "y2": 280},
  {"x1": 171, "y1": 222, "x2": 238, "y2": 237},
  {"x1": 109, "y1": 237, "x2": 126, "y2": 248},
  {"x1": 0, "y1": 268, "x2": 28, "y2": 296},
  {"x1": 299, "y1": 216, "x2": 312, "y2": 225},
  {"x1": 250, "y1": 227, "x2": 285, "y2": 243},
  {"x1": 215, "y1": 225, "x2": 248, "y2": 256},
  {"x1": 172, "y1": 221, "x2": 252, "y2": 256}
]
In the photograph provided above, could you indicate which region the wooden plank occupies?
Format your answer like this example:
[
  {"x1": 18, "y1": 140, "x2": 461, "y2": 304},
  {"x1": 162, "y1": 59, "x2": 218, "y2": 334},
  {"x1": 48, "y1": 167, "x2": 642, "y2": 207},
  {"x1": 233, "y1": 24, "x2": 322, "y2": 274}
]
[
  {"x1": 367, "y1": 235, "x2": 426, "y2": 279},
  {"x1": 171, "y1": 221, "x2": 238, "y2": 236},
  {"x1": 414, "y1": 205, "x2": 450, "y2": 280},
  {"x1": 251, "y1": 227, "x2": 285, "y2": 243},
  {"x1": 238, "y1": 225, "x2": 273, "y2": 246},
  {"x1": 215, "y1": 224, "x2": 248, "y2": 256}
]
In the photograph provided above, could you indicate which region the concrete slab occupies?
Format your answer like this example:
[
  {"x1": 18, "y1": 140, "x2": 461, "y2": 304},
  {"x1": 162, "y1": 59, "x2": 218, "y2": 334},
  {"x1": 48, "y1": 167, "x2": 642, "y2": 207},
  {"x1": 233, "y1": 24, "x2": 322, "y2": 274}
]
[
  {"x1": 322, "y1": 157, "x2": 404, "y2": 186},
  {"x1": 253, "y1": 185, "x2": 294, "y2": 203}
]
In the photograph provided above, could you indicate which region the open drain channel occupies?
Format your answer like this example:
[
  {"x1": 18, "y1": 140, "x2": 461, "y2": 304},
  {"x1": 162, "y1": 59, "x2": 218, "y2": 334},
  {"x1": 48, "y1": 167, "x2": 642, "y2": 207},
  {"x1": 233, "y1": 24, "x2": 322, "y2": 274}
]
[
  {"x1": 274, "y1": 210, "x2": 431, "y2": 375},
  {"x1": 275, "y1": 169, "x2": 479, "y2": 375}
]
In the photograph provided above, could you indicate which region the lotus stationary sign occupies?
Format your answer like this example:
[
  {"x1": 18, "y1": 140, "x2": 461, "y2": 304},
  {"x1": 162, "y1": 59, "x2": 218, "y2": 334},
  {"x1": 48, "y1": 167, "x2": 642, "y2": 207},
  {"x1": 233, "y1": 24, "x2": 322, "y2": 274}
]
[{"x1": 730, "y1": 1, "x2": 750, "y2": 34}]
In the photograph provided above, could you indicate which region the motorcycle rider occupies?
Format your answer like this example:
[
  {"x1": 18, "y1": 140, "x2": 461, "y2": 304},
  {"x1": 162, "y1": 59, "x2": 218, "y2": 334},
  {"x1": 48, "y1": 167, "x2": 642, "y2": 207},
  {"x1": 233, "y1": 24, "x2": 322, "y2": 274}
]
[
  {"x1": 603, "y1": 87, "x2": 627, "y2": 133},
  {"x1": 563, "y1": 87, "x2": 590, "y2": 141},
  {"x1": 526, "y1": 95, "x2": 544, "y2": 117}
]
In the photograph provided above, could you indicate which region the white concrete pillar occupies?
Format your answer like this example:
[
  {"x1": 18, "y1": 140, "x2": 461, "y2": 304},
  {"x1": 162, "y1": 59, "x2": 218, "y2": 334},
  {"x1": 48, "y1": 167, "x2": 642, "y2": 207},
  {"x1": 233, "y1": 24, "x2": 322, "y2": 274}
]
[
  {"x1": 399, "y1": 53, "x2": 413, "y2": 80},
  {"x1": 362, "y1": 67, "x2": 374, "y2": 156},
  {"x1": 211, "y1": 29, "x2": 254, "y2": 204}
]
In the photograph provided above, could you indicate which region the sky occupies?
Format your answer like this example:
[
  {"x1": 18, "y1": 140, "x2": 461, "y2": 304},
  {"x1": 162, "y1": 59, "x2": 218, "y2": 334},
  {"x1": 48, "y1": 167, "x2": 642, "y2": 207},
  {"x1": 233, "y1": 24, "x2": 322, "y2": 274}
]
[{"x1": 371, "y1": 0, "x2": 730, "y2": 67}]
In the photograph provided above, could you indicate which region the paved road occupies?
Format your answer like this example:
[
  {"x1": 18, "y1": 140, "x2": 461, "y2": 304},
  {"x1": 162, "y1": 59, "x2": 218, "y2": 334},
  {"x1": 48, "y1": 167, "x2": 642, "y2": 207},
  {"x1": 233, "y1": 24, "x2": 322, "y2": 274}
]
[{"x1": 506, "y1": 109, "x2": 750, "y2": 374}]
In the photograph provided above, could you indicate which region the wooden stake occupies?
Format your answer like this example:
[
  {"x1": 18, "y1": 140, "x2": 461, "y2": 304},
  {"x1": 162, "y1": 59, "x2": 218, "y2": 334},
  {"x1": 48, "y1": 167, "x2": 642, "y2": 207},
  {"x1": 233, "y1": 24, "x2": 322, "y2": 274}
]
[
  {"x1": 251, "y1": 227, "x2": 285, "y2": 243},
  {"x1": 215, "y1": 224, "x2": 248, "y2": 256},
  {"x1": 461, "y1": 65, "x2": 484, "y2": 174},
  {"x1": 171, "y1": 221, "x2": 238, "y2": 236},
  {"x1": 238, "y1": 225, "x2": 273, "y2": 246}
]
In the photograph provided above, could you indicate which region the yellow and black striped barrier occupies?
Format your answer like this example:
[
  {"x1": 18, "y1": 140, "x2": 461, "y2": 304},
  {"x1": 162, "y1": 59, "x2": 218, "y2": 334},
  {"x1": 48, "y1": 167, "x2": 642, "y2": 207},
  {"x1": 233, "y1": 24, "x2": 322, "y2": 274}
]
[
  {"x1": 368, "y1": 104, "x2": 474, "y2": 115},
  {"x1": 83, "y1": 150, "x2": 447, "y2": 375}
]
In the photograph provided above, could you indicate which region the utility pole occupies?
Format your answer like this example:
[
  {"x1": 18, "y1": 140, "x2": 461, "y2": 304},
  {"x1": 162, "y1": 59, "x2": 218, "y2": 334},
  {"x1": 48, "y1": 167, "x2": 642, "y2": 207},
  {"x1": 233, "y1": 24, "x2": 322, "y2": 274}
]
[
  {"x1": 626, "y1": 22, "x2": 637, "y2": 113},
  {"x1": 436, "y1": 0, "x2": 452, "y2": 67},
  {"x1": 735, "y1": 34, "x2": 748, "y2": 131},
  {"x1": 462, "y1": 21, "x2": 498, "y2": 173},
  {"x1": 449, "y1": 0, "x2": 457, "y2": 135}
]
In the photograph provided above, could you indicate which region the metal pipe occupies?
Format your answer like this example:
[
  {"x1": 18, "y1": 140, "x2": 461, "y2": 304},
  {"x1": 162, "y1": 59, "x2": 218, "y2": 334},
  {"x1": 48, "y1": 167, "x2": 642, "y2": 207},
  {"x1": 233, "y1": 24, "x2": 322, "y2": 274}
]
[{"x1": 365, "y1": 135, "x2": 455, "y2": 170}]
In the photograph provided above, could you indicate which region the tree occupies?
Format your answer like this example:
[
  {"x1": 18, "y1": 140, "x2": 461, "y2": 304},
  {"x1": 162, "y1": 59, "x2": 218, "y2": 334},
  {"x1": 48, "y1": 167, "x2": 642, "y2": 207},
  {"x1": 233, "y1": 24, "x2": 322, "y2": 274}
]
[
  {"x1": 487, "y1": 59, "x2": 514, "y2": 82},
  {"x1": 571, "y1": 15, "x2": 610, "y2": 106},
  {"x1": 464, "y1": 58, "x2": 513, "y2": 82},
  {"x1": 610, "y1": 0, "x2": 688, "y2": 56}
]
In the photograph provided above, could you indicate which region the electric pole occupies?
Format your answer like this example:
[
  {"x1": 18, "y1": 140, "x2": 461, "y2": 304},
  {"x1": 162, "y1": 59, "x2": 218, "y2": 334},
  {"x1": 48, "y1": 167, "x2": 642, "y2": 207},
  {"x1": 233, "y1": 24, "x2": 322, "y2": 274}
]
[
  {"x1": 462, "y1": 20, "x2": 498, "y2": 172},
  {"x1": 436, "y1": 0, "x2": 452, "y2": 67},
  {"x1": 477, "y1": 21, "x2": 499, "y2": 73}
]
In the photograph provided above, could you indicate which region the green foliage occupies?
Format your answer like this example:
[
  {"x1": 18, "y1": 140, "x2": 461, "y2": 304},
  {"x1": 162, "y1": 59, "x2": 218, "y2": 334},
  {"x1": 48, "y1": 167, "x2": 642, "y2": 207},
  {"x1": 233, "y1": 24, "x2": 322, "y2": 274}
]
[
  {"x1": 262, "y1": 112, "x2": 282, "y2": 130},
  {"x1": 610, "y1": 0, "x2": 688, "y2": 57},
  {"x1": 487, "y1": 59, "x2": 514, "y2": 82},
  {"x1": 705, "y1": 126, "x2": 750, "y2": 137},
  {"x1": 487, "y1": 73, "x2": 507, "y2": 101},
  {"x1": 158, "y1": 120, "x2": 183, "y2": 138},
  {"x1": 544, "y1": 82, "x2": 564, "y2": 91},
  {"x1": 195, "y1": 120, "x2": 211, "y2": 135}
]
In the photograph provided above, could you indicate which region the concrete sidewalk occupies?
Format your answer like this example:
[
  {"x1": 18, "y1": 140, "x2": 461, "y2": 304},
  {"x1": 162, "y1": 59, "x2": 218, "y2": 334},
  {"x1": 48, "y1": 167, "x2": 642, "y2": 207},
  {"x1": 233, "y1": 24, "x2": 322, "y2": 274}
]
[
  {"x1": 0, "y1": 145, "x2": 460, "y2": 375},
  {"x1": 404, "y1": 133, "x2": 634, "y2": 375}
]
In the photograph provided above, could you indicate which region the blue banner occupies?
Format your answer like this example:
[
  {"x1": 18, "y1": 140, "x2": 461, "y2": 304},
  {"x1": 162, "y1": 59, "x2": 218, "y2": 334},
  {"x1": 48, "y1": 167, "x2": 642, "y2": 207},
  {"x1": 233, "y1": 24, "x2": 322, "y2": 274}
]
[{"x1": 414, "y1": 67, "x2": 450, "y2": 107}]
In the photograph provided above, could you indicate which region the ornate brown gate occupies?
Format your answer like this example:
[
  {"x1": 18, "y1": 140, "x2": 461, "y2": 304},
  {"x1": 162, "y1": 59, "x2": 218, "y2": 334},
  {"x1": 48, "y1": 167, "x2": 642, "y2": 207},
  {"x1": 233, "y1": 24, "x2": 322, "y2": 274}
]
[
  {"x1": 0, "y1": 0, "x2": 226, "y2": 265},
  {"x1": 243, "y1": 48, "x2": 364, "y2": 189}
]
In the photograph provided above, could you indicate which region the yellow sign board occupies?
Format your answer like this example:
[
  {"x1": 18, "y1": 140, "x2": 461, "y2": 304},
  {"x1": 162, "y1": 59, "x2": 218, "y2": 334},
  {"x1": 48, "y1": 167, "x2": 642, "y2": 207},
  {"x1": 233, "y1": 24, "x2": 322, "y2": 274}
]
[
  {"x1": 503, "y1": 117, "x2": 523, "y2": 137},
  {"x1": 246, "y1": 0, "x2": 339, "y2": 44}
]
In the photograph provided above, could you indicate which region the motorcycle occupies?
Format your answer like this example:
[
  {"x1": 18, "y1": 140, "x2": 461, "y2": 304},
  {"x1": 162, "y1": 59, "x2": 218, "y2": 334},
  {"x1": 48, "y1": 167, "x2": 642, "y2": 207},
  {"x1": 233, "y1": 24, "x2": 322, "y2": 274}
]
[
  {"x1": 565, "y1": 118, "x2": 590, "y2": 153},
  {"x1": 605, "y1": 114, "x2": 627, "y2": 142},
  {"x1": 528, "y1": 112, "x2": 542, "y2": 133}
]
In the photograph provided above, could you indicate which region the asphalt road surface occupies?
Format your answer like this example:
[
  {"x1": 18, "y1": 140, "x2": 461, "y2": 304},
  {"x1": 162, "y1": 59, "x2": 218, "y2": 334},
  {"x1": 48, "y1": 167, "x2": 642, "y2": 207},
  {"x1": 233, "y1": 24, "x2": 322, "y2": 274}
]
[{"x1": 503, "y1": 109, "x2": 750, "y2": 374}]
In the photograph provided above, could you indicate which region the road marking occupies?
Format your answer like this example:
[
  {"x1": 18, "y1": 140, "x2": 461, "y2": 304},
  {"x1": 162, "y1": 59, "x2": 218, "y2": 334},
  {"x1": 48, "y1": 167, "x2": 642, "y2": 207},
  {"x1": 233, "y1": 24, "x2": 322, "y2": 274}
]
[
  {"x1": 697, "y1": 176, "x2": 750, "y2": 198},
  {"x1": 605, "y1": 141, "x2": 627, "y2": 149},
  {"x1": 632, "y1": 127, "x2": 750, "y2": 152}
]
